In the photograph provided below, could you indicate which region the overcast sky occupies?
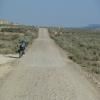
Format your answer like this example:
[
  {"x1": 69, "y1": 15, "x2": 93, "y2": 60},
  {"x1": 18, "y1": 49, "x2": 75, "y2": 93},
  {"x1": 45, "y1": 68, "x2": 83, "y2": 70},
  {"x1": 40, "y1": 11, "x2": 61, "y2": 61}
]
[{"x1": 0, "y1": 0, "x2": 100, "y2": 27}]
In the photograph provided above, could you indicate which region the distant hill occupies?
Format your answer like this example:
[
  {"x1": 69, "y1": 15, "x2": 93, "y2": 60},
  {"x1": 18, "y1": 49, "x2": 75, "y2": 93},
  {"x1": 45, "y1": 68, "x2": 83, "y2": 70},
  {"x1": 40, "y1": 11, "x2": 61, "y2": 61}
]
[{"x1": 84, "y1": 24, "x2": 100, "y2": 29}]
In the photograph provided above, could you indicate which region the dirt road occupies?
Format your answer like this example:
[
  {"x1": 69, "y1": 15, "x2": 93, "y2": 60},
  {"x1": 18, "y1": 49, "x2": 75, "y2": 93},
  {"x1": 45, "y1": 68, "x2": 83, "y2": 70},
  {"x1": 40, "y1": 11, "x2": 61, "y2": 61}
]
[{"x1": 0, "y1": 28, "x2": 99, "y2": 100}]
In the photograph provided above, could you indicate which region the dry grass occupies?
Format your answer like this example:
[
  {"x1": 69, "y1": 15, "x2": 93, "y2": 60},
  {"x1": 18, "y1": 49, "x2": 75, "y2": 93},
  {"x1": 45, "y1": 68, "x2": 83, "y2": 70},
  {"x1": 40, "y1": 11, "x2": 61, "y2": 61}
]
[
  {"x1": 0, "y1": 25, "x2": 38, "y2": 54},
  {"x1": 49, "y1": 27, "x2": 100, "y2": 74}
]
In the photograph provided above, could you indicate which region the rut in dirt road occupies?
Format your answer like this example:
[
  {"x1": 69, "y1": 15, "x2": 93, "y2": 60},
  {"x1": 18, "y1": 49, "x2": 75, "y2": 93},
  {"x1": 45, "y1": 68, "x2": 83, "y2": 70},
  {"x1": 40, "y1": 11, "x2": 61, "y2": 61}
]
[{"x1": 0, "y1": 28, "x2": 99, "y2": 100}]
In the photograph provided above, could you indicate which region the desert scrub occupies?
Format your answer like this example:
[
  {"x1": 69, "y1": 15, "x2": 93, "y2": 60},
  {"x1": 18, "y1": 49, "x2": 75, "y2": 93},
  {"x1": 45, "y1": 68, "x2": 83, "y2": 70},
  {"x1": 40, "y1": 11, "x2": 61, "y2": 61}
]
[
  {"x1": 0, "y1": 26, "x2": 38, "y2": 54},
  {"x1": 49, "y1": 28, "x2": 100, "y2": 74}
]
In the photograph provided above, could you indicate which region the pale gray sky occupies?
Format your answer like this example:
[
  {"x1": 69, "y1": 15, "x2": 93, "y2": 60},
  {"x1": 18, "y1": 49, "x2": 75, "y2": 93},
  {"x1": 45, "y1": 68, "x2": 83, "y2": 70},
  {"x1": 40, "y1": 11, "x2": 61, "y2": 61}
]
[{"x1": 0, "y1": 0, "x2": 100, "y2": 27}]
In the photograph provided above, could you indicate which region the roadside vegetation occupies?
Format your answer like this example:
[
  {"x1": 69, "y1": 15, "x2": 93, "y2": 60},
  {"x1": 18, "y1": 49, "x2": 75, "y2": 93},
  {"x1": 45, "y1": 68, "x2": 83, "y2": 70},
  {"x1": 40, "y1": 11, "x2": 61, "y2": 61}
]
[
  {"x1": 49, "y1": 27, "x2": 100, "y2": 75},
  {"x1": 0, "y1": 25, "x2": 38, "y2": 54}
]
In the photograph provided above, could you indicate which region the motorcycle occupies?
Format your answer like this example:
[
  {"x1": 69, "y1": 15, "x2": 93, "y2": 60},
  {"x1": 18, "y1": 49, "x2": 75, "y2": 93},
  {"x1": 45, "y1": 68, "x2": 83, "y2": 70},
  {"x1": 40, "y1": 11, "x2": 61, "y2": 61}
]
[{"x1": 19, "y1": 49, "x2": 25, "y2": 58}]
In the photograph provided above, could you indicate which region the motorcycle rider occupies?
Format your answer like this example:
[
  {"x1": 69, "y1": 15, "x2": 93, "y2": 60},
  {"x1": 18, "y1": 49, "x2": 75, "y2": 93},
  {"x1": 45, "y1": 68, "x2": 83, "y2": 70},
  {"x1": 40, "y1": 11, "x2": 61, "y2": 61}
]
[{"x1": 18, "y1": 40, "x2": 27, "y2": 56}]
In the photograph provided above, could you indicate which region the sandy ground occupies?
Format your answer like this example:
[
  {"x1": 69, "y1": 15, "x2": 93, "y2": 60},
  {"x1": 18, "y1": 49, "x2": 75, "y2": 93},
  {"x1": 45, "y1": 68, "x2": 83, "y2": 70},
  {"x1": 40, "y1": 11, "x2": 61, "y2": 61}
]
[
  {"x1": 0, "y1": 28, "x2": 100, "y2": 100},
  {"x1": 0, "y1": 54, "x2": 17, "y2": 65},
  {"x1": 0, "y1": 54, "x2": 17, "y2": 78}
]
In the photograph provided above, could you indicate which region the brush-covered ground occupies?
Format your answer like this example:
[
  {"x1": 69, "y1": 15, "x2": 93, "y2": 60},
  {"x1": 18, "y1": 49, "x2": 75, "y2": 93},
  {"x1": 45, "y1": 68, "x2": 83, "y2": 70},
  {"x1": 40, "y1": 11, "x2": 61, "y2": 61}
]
[
  {"x1": 0, "y1": 25, "x2": 38, "y2": 54},
  {"x1": 49, "y1": 27, "x2": 100, "y2": 87}
]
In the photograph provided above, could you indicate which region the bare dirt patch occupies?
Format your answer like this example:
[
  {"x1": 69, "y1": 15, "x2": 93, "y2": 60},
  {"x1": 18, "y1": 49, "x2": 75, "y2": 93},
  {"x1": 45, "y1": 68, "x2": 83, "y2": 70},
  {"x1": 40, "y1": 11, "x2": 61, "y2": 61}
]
[{"x1": 0, "y1": 54, "x2": 16, "y2": 78}]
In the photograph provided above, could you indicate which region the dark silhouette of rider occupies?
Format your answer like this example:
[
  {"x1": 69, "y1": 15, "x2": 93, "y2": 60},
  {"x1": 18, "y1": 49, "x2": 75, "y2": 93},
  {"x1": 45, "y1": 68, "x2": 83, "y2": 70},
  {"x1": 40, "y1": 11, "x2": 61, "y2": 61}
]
[{"x1": 19, "y1": 40, "x2": 27, "y2": 54}]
